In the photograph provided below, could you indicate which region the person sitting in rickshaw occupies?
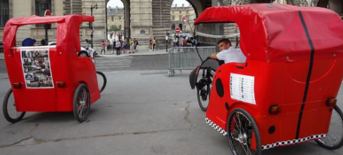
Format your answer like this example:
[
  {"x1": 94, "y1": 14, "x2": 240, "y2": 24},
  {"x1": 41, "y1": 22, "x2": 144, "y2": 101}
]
[{"x1": 210, "y1": 38, "x2": 246, "y2": 64}]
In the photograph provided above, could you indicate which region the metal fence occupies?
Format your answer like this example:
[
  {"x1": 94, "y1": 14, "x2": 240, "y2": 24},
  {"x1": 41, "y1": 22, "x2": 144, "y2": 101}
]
[{"x1": 168, "y1": 46, "x2": 216, "y2": 76}]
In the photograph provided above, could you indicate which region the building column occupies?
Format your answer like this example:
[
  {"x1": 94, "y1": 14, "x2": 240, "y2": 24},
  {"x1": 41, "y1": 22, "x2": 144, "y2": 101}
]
[{"x1": 130, "y1": 0, "x2": 153, "y2": 45}]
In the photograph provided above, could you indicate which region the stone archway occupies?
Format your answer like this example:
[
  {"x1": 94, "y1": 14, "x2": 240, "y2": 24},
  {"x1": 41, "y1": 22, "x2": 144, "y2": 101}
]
[{"x1": 105, "y1": 0, "x2": 131, "y2": 39}]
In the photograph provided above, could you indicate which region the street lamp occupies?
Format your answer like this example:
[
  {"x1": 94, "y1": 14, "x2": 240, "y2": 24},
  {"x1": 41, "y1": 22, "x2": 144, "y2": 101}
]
[
  {"x1": 44, "y1": 9, "x2": 52, "y2": 45},
  {"x1": 90, "y1": 3, "x2": 98, "y2": 48}
]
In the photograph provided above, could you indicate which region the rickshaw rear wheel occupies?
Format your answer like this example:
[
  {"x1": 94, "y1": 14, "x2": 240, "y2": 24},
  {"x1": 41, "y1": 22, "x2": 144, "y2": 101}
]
[
  {"x1": 96, "y1": 71, "x2": 107, "y2": 93},
  {"x1": 227, "y1": 109, "x2": 262, "y2": 155},
  {"x1": 73, "y1": 83, "x2": 91, "y2": 123},
  {"x1": 3, "y1": 88, "x2": 26, "y2": 123},
  {"x1": 315, "y1": 105, "x2": 343, "y2": 150}
]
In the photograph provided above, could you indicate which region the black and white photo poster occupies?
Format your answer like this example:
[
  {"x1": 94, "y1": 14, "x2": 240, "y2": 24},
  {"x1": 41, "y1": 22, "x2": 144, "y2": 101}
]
[{"x1": 20, "y1": 48, "x2": 54, "y2": 88}]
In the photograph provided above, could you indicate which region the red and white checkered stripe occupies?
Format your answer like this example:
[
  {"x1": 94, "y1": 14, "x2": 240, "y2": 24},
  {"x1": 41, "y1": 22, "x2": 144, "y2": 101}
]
[
  {"x1": 204, "y1": 118, "x2": 326, "y2": 150},
  {"x1": 205, "y1": 117, "x2": 227, "y2": 136},
  {"x1": 262, "y1": 134, "x2": 326, "y2": 150}
]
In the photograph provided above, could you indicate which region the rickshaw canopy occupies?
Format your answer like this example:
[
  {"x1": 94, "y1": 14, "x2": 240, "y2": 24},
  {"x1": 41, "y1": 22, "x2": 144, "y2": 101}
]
[
  {"x1": 3, "y1": 15, "x2": 94, "y2": 50},
  {"x1": 194, "y1": 4, "x2": 343, "y2": 61}
]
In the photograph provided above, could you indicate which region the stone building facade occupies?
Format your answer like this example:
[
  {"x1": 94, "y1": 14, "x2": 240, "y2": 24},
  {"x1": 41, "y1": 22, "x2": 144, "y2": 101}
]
[{"x1": 107, "y1": 7, "x2": 124, "y2": 33}]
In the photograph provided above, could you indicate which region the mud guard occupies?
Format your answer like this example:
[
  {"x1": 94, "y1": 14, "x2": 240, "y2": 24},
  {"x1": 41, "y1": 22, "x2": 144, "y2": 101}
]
[{"x1": 189, "y1": 66, "x2": 200, "y2": 89}]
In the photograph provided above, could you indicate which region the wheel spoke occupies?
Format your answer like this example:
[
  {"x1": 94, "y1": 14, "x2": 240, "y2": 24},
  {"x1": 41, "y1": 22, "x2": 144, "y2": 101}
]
[
  {"x1": 229, "y1": 110, "x2": 259, "y2": 155},
  {"x1": 240, "y1": 142, "x2": 250, "y2": 155}
]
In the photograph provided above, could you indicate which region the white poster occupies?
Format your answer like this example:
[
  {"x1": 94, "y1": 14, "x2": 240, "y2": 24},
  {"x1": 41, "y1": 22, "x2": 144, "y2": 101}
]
[
  {"x1": 20, "y1": 48, "x2": 54, "y2": 88},
  {"x1": 230, "y1": 73, "x2": 256, "y2": 104}
]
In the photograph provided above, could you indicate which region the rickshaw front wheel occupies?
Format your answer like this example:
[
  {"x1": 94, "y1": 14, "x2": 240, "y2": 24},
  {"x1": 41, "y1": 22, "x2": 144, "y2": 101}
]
[
  {"x1": 73, "y1": 83, "x2": 91, "y2": 123},
  {"x1": 3, "y1": 88, "x2": 26, "y2": 123},
  {"x1": 196, "y1": 68, "x2": 213, "y2": 112},
  {"x1": 315, "y1": 105, "x2": 343, "y2": 150},
  {"x1": 227, "y1": 108, "x2": 262, "y2": 155}
]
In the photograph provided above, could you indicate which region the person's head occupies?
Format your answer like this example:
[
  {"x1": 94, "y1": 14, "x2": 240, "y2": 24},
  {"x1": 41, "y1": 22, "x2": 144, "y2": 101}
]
[{"x1": 217, "y1": 38, "x2": 231, "y2": 51}]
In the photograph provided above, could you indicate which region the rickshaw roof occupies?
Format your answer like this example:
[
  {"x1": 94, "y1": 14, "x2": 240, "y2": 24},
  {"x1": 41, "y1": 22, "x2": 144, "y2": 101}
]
[
  {"x1": 3, "y1": 15, "x2": 94, "y2": 50},
  {"x1": 5, "y1": 15, "x2": 94, "y2": 26},
  {"x1": 195, "y1": 4, "x2": 343, "y2": 61}
]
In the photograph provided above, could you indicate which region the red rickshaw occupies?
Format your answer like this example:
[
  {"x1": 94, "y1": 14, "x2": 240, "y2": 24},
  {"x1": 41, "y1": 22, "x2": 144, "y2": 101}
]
[
  {"x1": 190, "y1": 4, "x2": 343, "y2": 154},
  {"x1": 2, "y1": 15, "x2": 106, "y2": 123}
]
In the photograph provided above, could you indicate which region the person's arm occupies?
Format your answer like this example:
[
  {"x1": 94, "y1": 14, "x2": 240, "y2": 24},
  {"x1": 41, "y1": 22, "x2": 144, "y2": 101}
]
[
  {"x1": 211, "y1": 51, "x2": 226, "y2": 60},
  {"x1": 210, "y1": 53, "x2": 217, "y2": 59}
]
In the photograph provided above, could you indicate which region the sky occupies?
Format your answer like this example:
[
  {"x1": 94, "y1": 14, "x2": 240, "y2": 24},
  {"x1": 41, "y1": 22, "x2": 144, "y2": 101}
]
[{"x1": 107, "y1": 0, "x2": 190, "y2": 8}]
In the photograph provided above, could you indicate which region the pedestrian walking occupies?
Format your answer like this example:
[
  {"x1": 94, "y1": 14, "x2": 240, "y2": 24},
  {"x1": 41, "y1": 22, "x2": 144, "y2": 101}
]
[
  {"x1": 129, "y1": 38, "x2": 134, "y2": 53},
  {"x1": 112, "y1": 39, "x2": 116, "y2": 54},
  {"x1": 152, "y1": 37, "x2": 156, "y2": 51},
  {"x1": 133, "y1": 38, "x2": 139, "y2": 52},
  {"x1": 100, "y1": 40, "x2": 106, "y2": 55},
  {"x1": 115, "y1": 39, "x2": 122, "y2": 55}
]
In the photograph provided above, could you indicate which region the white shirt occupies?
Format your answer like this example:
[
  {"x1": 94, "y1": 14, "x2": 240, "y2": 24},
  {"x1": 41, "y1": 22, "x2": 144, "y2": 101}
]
[{"x1": 216, "y1": 47, "x2": 246, "y2": 64}]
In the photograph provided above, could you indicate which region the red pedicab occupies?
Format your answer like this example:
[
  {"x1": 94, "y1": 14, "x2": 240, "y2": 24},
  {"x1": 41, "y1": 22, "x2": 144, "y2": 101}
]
[
  {"x1": 190, "y1": 4, "x2": 343, "y2": 154},
  {"x1": 2, "y1": 15, "x2": 106, "y2": 123}
]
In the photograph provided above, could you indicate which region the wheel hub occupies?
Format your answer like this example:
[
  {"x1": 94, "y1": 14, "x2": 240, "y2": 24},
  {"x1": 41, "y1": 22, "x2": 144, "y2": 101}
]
[
  {"x1": 200, "y1": 88, "x2": 208, "y2": 100},
  {"x1": 237, "y1": 133, "x2": 248, "y2": 144}
]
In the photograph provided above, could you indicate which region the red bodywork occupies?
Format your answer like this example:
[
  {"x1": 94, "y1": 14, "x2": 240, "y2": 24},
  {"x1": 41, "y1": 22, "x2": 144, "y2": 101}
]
[
  {"x1": 3, "y1": 15, "x2": 100, "y2": 112},
  {"x1": 195, "y1": 4, "x2": 343, "y2": 148}
]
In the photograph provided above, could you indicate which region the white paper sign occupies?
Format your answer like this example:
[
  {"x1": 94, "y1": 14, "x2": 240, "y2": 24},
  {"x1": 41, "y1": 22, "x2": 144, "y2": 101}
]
[{"x1": 230, "y1": 73, "x2": 256, "y2": 104}]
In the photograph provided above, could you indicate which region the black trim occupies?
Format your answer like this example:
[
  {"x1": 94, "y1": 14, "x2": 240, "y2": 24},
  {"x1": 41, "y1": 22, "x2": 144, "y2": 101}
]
[
  {"x1": 295, "y1": 11, "x2": 316, "y2": 139},
  {"x1": 225, "y1": 102, "x2": 230, "y2": 111},
  {"x1": 216, "y1": 78, "x2": 224, "y2": 97}
]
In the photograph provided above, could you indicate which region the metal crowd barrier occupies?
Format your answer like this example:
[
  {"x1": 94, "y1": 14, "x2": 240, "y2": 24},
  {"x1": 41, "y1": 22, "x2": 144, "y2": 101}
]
[{"x1": 168, "y1": 46, "x2": 216, "y2": 76}]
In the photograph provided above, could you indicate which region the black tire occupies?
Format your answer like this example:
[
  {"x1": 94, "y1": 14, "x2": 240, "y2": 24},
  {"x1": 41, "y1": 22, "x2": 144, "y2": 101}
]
[
  {"x1": 96, "y1": 71, "x2": 107, "y2": 93},
  {"x1": 73, "y1": 84, "x2": 91, "y2": 123},
  {"x1": 227, "y1": 109, "x2": 262, "y2": 155},
  {"x1": 78, "y1": 51, "x2": 90, "y2": 57},
  {"x1": 196, "y1": 68, "x2": 214, "y2": 112},
  {"x1": 3, "y1": 89, "x2": 26, "y2": 123},
  {"x1": 315, "y1": 106, "x2": 343, "y2": 150},
  {"x1": 196, "y1": 82, "x2": 211, "y2": 112}
]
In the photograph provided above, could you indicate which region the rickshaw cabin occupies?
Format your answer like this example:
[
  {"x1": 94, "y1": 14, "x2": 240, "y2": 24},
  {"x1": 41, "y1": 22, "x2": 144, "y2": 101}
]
[
  {"x1": 3, "y1": 15, "x2": 100, "y2": 112},
  {"x1": 195, "y1": 4, "x2": 343, "y2": 148}
]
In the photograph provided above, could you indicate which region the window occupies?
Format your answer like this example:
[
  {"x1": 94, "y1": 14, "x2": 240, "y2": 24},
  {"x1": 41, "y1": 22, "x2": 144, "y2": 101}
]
[
  {"x1": 171, "y1": 24, "x2": 175, "y2": 30},
  {"x1": 0, "y1": 0, "x2": 9, "y2": 27},
  {"x1": 35, "y1": 0, "x2": 51, "y2": 16},
  {"x1": 111, "y1": 16, "x2": 114, "y2": 21},
  {"x1": 140, "y1": 30, "x2": 146, "y2": 34},
  {"x1": 63, "y1": 0, "x2": 82, "y2": 15}
]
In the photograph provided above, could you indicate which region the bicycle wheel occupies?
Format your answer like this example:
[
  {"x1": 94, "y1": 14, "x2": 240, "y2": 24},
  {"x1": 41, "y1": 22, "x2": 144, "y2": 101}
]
[
  {"x1": 315, "y1": 105, "x2": 343, "y2": 150},
  {"x1": 227, "y1": 108, "x2": 262, "y2": 155},
  {"x1": 96, "y1": 71, "x2": 107, "y2": 93},
  {"x1": 196, "y1": 68, "x2": 213, "y2": 112},
  {"x1": 73, "y1": 83, "x2": 91, "y2": 123},
  {"x1": 3, "y1": 88, "x2": 26, "y2": 123}
]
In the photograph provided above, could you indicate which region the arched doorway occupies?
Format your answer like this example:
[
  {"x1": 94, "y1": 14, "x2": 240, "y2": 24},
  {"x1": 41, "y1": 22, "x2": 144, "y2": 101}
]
[
  {"x1": 106, "y1": 0, "x2": 130, "y2": 41},
  {"x1": 170, "y1": 0, "x2": 197, "y2": 33},
  {"x1": 168, "y1": 0, "x2": 197, "y2": 47}
]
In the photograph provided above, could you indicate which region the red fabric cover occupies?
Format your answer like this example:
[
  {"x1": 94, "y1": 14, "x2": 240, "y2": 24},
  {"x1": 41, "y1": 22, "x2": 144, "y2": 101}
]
[
  {"x1": 3, "y1": 15, "x2": 94, "y2": 50},
  {"x1": 195, "y1": 4, "x2": 343, "y2": 61}
]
